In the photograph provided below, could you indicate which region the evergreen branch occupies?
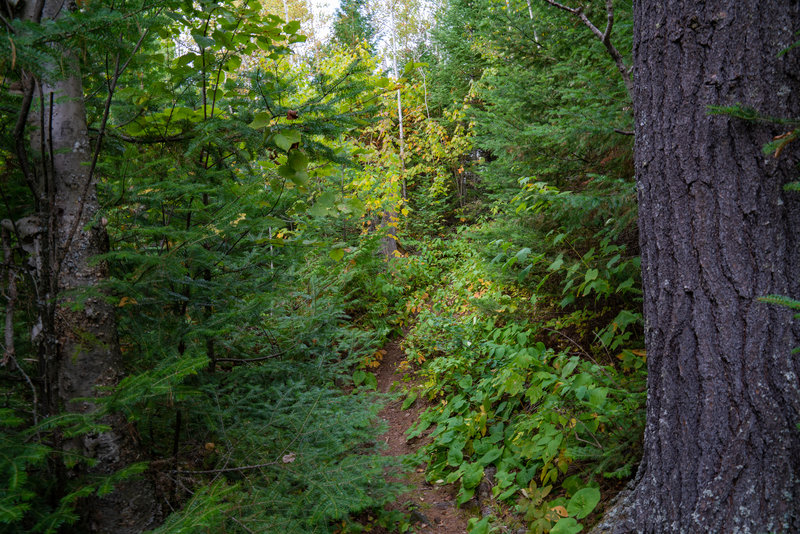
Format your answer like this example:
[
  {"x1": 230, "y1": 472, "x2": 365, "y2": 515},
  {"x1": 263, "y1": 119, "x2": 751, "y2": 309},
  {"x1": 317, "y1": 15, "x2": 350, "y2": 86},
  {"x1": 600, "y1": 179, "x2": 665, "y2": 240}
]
[
  {"x1": 759, "y1": 294, "x2": 800, "y2": 311},
  {"x1": 101, "y1": 130, "x2": 194, "y2": 144},
  {"x1": 214, "y1": 349, "x2": 288, "y2": 364}
]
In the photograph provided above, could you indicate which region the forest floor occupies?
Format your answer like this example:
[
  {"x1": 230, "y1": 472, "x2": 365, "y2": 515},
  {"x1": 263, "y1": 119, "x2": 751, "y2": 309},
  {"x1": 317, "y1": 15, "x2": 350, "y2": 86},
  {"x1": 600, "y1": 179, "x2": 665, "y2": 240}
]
[{"x1": 374, "y1": 337, "x2": 471, "y2": 533}]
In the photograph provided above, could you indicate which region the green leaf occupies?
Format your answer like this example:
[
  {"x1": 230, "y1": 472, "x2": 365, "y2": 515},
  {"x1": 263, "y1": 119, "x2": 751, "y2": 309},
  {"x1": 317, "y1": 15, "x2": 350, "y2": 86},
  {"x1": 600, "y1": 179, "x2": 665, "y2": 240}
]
[
  {"x1": 551, "y1": 517, "x2": 583, "y2": 534},
  {"x1": 329, "y1": 248, "x2": 345, "y2": 261},
  {"x1": 584, "y1": 269, "x2": 599, "y2": 282},
  {"x1": 249, "y1": 112, "x2": 271, "y2": 129},
  {"x1": 457, "y1": 487, "x2": 475, "y2": 506},
  {"x1": 274, "y1": 129, "x2": 302, "y2": 151},
  {"x1": 225, "y1": 55, "x2": 242, "y2": 71},
  {"x1": 588, "y1": 388, "x2": 607, "y2": 408},
  {"x1": 477, "y1": 447, "x2": 502, "y2": 466},
  {"x1": 353, "y1": 370, "x2": 365, "y2": 385},
  {"x1": 561, "y1": 357, "x2": 579, "y2": 379},
  {"x1": 283, "y1": 20, "x2": 301, "y2": 34},
  {"x1": 567, "y1": 487, "x2": 601, "y2": 519},
  {"x1": 462, "y1": 463, "x2": 484, "y2": 489},
  {"x1": 287, "y1": 149, "x2": 309, "y2": 171},
  {"x1": 363, "y1": 372, "x2": 378, "y2": 390},
  {"x1": 340, "y1": 197, "x2": 365, "y2": 216},
  {"x1": 192, "y1": 33, "x2": 215, "y2": 49},
  {"x1": 548, "y1": 254, "x2": 564, "y2": 271},
  {"x1": 401, "y1": 390, "x2": 418, "y2": 410},
  {"x1": 447, "y1": 443, "x2": 464, "y2": 466},
  {"x1": 467, "y1": 517, "x2": 490, "y2": 534},
  {"x1": 277, "y1": 165, "x2": 308, "y2": 186}
]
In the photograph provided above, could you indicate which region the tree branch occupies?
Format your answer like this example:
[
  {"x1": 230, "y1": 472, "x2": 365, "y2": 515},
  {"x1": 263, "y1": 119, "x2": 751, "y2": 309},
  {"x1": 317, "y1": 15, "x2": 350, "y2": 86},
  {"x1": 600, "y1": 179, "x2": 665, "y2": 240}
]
[{"x1": 541, "y1": 0, "x2": 632, "y2": 100}]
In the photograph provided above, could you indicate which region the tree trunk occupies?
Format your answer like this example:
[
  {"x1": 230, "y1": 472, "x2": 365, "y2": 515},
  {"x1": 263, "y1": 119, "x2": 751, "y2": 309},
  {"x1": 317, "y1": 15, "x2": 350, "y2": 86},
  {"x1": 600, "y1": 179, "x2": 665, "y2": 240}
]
[
  {"x1": 603, "y1": 2, "x2": 800, "y2": 532},
  {"x1": 24, "y1": 1, "x2": 159, "y2": 531}
]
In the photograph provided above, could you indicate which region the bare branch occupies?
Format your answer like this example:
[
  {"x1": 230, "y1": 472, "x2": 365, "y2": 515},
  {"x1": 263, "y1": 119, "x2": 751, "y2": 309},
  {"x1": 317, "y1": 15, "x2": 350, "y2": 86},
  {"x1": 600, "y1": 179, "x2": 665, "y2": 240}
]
[
  {"x1": 12, "y1": 74, "x2": 38, "y2": 197},
  {"x1": 172, "y1": 460, "x2": 281, "y2": 475},
  {"x1": 541, "y1": 0, "x2": 632, "y2": 100}
]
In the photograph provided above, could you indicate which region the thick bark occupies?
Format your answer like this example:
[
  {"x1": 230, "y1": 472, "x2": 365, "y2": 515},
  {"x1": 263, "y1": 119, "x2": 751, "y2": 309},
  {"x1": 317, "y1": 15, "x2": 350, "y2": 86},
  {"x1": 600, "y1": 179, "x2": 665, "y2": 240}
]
[
  {"x1": 23, "y1": 1, "x2": 159, "y2": 531},
  {"x1": 602, "y1": 2, "x2": 800, "y2": 533}
]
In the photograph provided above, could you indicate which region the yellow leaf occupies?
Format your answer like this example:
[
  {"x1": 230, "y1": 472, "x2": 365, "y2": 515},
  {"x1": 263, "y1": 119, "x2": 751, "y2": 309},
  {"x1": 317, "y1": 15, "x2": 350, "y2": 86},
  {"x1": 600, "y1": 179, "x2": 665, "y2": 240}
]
[
  {"x1": 118, "y1": 296, "x2": 137, "y2": 307},
  {"x1": 550, "y1": 505, "x2": 568, "y2": 518}
]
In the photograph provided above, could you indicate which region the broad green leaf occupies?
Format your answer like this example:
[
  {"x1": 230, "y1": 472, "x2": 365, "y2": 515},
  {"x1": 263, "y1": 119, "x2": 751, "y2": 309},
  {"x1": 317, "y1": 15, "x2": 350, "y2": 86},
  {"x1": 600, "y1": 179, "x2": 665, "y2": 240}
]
[
  {"x1": 287, "y1": 149, "x2": 308, "y2": 171},
  {"x1": 467, "y1": 517, "x2": 490, "y2": 534},
  {"x1": 477, "y1": 447, "x2": 502, "y2": 466},
  {"x1": 548, "y1": 254, "x2": 564, "y2": 271},
  {"x1": 309, "y1": 203, "x2": 330, "y2": 217},
  {"x1": 401, "y1": 390, "x2": 418, "y2": 410},
  {"x1": 584, "y1": 269, "x2": 599, "y2": 282},
  {"x1": 274, "y1": 129, "x2": 301, "y2": 151},
  {"x1": 249, "y1": 112, "x2": 271, "y2": 129},
  {"x1": 175, "y1": 53, "x2": 198, "y2": 67},
  {"x1": 283, "y1": 20, "x2": 301, "y2": 34},
  {"x1": 363, "y1": 372, "x2": 377, "y2": 390},
  {"x1": 277, "y1": 164, "x2": 308, "y2": 186},
  {"x1": 192, "y1": 33, "x2": 215, "y2": 49},
  {"x1": 340, "y1": 197, "x2": 364, "y2": 216},
  {"x1": 561, "y1": 357, "x2": 579, "y2": 379},
  {"x1": 225, "y1": 55, "x2": 241, "y2": 71},
  {"x1": 329, "y1": 248, "x2": 345, "y2": 261},
  {"x1": 502, "y1": 372, "x2": 524, "y2": 396},
  {"x1": 566, "y1": 487, "x2": 600, "y2": 519},
  {"x1": 456, "y1": 487, "x2": 475, "y2": 506},
  {"x1": 317, "y1": 192, "x2": 336, "y2": 209},
  {"x1": 588, "y1": 388, "x2": 607, "y2": 408},
  {"x1": 447, "y1": 443, "x2": 464, "y2": 466},
  {"x1": 551, "y1": 517, "x2": 583, "y2": 534},
  {"x1": 462, "y1": 463, "x2": 484, "y2": 489}
]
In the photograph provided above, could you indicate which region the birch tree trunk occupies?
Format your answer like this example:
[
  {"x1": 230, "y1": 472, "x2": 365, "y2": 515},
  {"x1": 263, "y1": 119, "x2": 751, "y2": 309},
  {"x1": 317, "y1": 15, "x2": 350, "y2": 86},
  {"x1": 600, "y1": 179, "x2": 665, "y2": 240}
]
[{"x1": 19, "y1": 1, "x2": 159, "y2": 531}]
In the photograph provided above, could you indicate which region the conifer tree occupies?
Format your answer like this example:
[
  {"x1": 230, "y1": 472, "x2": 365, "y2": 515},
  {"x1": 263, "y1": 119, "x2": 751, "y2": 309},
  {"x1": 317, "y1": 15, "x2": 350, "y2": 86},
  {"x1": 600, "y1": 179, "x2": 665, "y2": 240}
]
[{"x1": 332, "y1": 0, "x2": 377, "y2": 51}]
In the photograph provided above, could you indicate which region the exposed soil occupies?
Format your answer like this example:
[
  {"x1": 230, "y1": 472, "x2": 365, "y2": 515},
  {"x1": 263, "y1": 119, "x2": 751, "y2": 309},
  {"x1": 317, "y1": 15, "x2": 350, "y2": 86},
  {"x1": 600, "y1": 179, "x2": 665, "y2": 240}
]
[{"x1": 375, "y1": 338, "x2": 470, "y2": 534}]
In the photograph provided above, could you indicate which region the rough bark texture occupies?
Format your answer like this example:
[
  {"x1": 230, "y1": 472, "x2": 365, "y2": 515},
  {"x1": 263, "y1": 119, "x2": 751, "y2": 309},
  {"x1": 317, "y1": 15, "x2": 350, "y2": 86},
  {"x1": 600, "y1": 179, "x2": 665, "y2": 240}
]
[
  {"x1": 600, "y1": 2, "x2": 800, "y2": 533},
  {"x1": 28, "y1": 1, "x2": 160, "y2": 531}
]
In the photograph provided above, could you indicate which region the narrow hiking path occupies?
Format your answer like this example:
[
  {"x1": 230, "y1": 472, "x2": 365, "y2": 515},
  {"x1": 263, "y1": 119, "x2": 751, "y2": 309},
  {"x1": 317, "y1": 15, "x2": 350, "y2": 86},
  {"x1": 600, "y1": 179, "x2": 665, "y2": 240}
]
[{"x1": 375, "y1": 338, "x2": 470, "y2": 533}]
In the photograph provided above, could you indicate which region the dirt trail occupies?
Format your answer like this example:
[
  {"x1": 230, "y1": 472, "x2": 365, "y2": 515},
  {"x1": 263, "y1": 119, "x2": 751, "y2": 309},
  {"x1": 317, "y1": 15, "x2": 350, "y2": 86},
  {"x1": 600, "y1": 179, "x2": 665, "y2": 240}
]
[{"x1": 376, "y1": 338, "x2": 470, "y2": 533}]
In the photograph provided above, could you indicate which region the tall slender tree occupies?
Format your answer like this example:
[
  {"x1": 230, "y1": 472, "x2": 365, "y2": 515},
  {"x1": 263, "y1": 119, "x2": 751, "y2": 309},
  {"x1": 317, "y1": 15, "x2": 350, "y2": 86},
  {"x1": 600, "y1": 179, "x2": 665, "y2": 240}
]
[
  {"x1": 10, "y1": 1, "x2": 158, "y2": 530},
  {"x1": 601, "y1": 2, "x2": 800, "y2": 532}
]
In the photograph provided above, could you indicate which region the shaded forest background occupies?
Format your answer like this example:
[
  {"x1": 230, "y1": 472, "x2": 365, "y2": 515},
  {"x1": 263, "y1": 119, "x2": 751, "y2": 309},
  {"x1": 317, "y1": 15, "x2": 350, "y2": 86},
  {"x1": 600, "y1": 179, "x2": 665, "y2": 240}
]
[{"x1": 3, "y1": 0, "x2": 789, "y2": 532}]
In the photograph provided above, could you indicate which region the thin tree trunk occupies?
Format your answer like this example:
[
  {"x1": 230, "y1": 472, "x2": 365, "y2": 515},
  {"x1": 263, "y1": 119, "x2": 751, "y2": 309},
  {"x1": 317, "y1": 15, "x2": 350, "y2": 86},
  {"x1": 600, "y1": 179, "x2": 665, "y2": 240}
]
[
  {"x1": 390, "y1": 10, "x2": 407, "y2": 200},
  {"x1": 21, "y1": 1, "x2": 160, "y2": 531},
  {"x1": 525, "y1": 0, "x2": 540, "y2": 45},
  {"x1": 598, "y1": 3, "x2": 800, "y2": 532}
]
